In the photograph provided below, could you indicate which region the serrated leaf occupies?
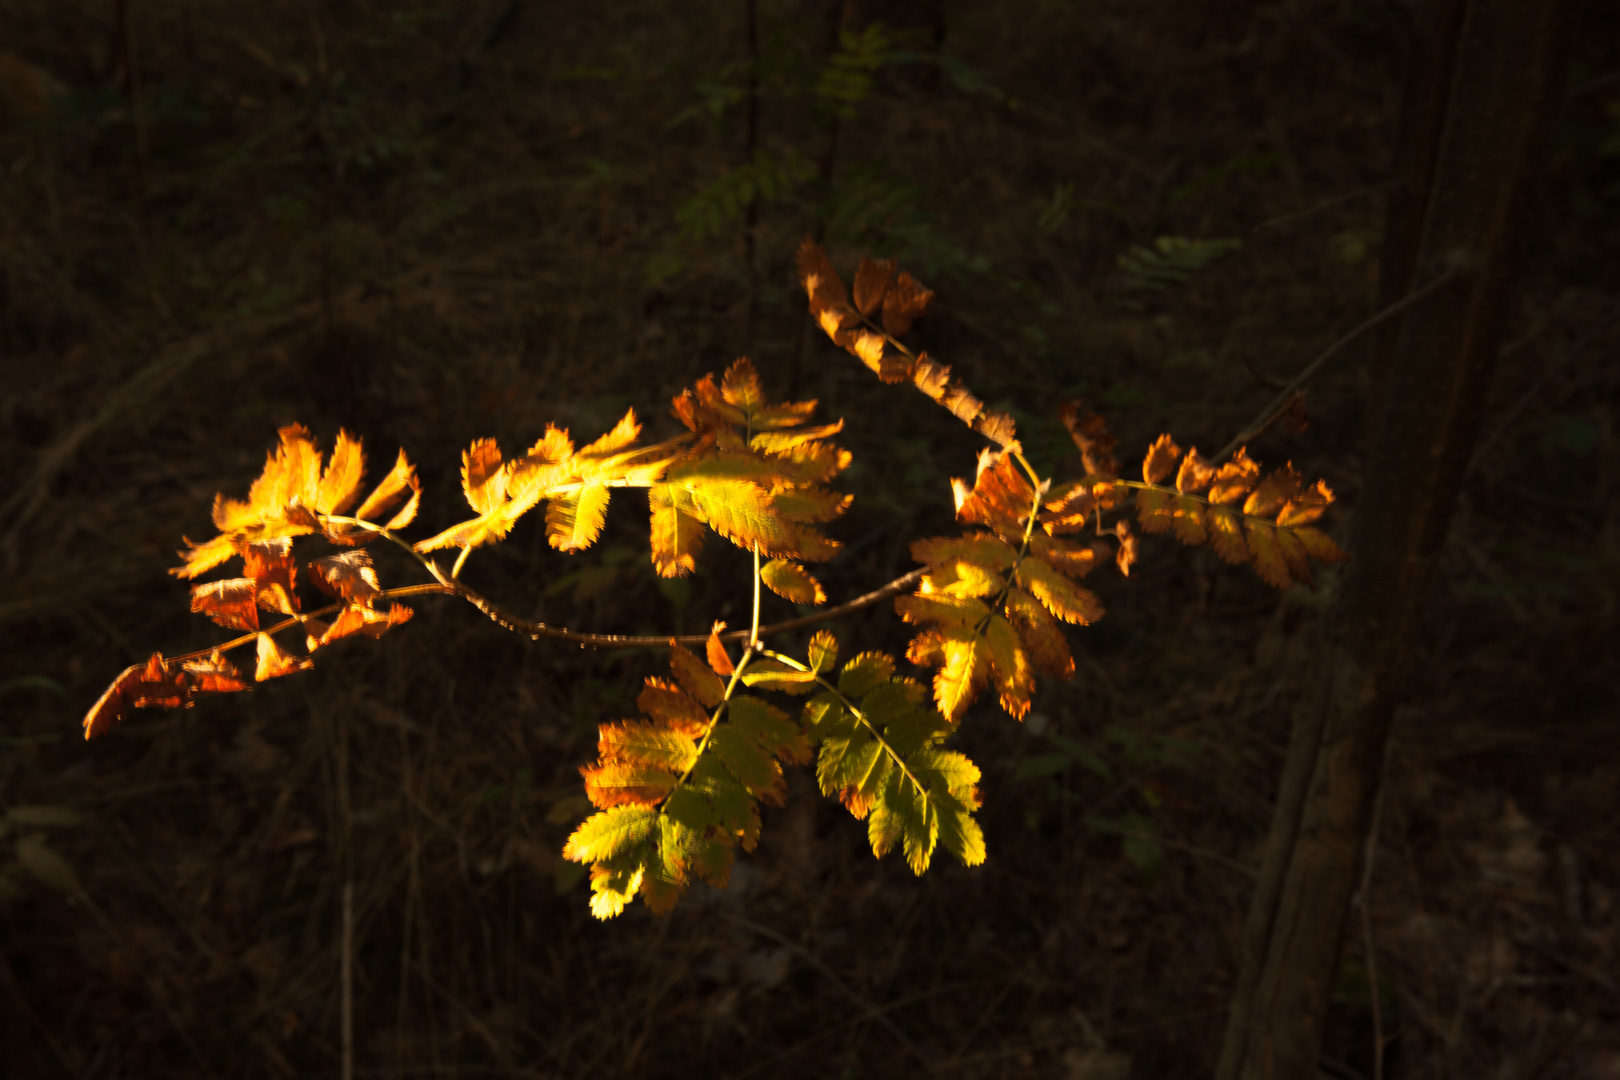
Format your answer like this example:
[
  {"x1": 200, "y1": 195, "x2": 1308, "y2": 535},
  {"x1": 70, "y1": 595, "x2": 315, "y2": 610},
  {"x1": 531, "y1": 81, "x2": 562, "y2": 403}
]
[
  {"x1": 596, "y1": 721, "x2": 698, "y2": 772},
  {"x1": 983, "y1": 614, "x2": 1035, "y2": 719},
  {"x1": 760, "y1": 558, "x2": 825, "y2": 605},
  {"x1": 649, "y1": 483, "x2": 707, "y2": 577},
  {"x1": 1136, "y1": 487, "x2": 1174, "y2": 535},
  {"x1": 1171, "y1": 495, "x2": 1208, "y2": 545},
  {"x1": 190, "y1": 579, "x2": 259, "y2": 632},
  {"x1": 1291, "y1": 525, "x2": 1347, "y2": 563},
  {"x1": 807, "y1": 630, "x2": 838, "y2": 674},
  {"x1": 669, "y1": 644, "x2": 725, "y2": 708},
  {"x1": 631, "y1": 680, "x2": 708, "y2": 740},
  {"x1": 1017, "y1": 557, "x2": 1104, "y2": 625},
  {"x1": 1003, "y1": 587, "x2": 1074, "y2": 679},
  {"x1": 1176, "y1": 447, "x2": 1217, "y2": 495},
  {"x1": 308, "y1": 550, "x2": 380, "y2": 603},
  {"x1": 838, "y1": 652, "x2": 896, "y2": 698},
  {"x1": 461, "y1": 438, "x2": 507, "y2": 516},
  {"x1": 1142, "y1": 434, "x2": 1183, "y2": 485},
  {"x1": 817, "y1": 729, "x2": 886, "y2": 817},
  {"x1": 1208, "y1": 448, "x2": 1260, "y2": 505},
  {"x1": 547, "y1": 482, "x2": 611, "y2": 551},
  {"x1": 911, "y1": 532, "x2": 1016, "y2": 571},
  {"x1": 1244, "y1": 464, "x2": 1304, "y2": 519},
  {"x1": 709, "y1": 725, "x2": 783, "y2": 803},
  {"x1": 580, "y1": 761, "x2": 678, "y2": 808},
  {"x1": 1244, "y1": 519, "x2": 1293, "y2": 588},
  {"x1": 853, "y1": 256, "x2": 897, "y2": 316},
  {"x1": 894, "y1": 592, "x2": 990, "y2": 631},
  {"x1": 933, "y1": 627, "x2": 990, "y2": 722},
  {"x1": 740, "y1": 660, "x2": 819, "y2": 694},
  {"x1": 1205, "y1": 505, "x2": 1248, "y2": 565},
  {"x1": 729, "y1": 695, "x2": 810, "y2": 765}
]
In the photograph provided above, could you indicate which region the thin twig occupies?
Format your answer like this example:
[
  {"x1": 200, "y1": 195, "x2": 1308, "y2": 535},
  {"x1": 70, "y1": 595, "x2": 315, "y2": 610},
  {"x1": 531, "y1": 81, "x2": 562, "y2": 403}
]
[
  {"x1": 454, "y1": 567, "x2": 924, "y2": 649},
  {"x1": 1213, "y1": 266, "x2": 1463, "y2": 462}
]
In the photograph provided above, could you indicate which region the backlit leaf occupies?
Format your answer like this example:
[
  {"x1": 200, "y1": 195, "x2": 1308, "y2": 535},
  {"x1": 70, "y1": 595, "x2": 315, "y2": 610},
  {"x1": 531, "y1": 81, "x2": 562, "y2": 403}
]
[
  {"x1": 761, "y1": 558, "x2": 825, "y2": 604},
  {"x1": 1142, "y1": 434, "x2": 1183, "y2": 485}
]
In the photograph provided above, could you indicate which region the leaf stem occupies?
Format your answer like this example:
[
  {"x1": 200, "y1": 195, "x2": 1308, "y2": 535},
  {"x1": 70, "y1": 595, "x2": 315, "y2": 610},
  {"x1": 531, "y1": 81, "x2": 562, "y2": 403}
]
[
  {"x1": 663, "y1": 645, "x2": 756, "y2": 804},
  {"x1": 163, "y1": 583, "x2": 452, "y2": 666},
  {"x1": 757, "y1": 648, "x2": 930, "y2": 801}
]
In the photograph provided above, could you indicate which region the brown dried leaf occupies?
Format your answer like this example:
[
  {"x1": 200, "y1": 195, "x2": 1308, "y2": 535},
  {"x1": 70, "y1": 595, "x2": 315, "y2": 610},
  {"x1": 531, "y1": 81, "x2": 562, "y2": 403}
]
[
  {"x1": 243, "y1": 539, "x2": 299, "y2": 615},
  {"x1": 853, "y1": 257, "x2": 897, "y2": 316},
  {"x1": 1058, "y1": 401, "x2": 1119, "y2": 478},
  {"x1": 1136, "y1": 487, "x2": 1174, "y2": 535},
  {"x1": 181, "y1": 655, "x2": 251, "y2": 694},
  {"x1": 880, "y1": 271, "x2": 932, "y2": 337}
]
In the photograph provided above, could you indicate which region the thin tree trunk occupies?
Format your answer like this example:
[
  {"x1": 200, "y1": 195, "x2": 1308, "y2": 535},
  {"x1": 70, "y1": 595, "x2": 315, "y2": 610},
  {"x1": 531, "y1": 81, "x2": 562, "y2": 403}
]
[{"x1": 1215, "y1": 2, "x2": 1570, "y2": 1078}]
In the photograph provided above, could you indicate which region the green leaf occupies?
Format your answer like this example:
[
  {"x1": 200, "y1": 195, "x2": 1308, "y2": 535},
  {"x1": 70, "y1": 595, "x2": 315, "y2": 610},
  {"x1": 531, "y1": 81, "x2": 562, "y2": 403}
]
[
  {"x1": 709, "y1": 725, "x2": 781, "y2": 800},
  {"x1": 838, "y1": 652, "x2": 895, "y2": 698},
  {"x1": 807, "y1": 630, "x2": 838, "y2": 674}
]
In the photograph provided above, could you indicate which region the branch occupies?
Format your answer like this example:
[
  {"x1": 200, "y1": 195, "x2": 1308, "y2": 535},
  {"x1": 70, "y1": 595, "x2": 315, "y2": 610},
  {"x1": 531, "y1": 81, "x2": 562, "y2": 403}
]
[
  {"x1": 451, "y1": 568, "x2": 925, "y2": 649},
  {"x1": 1213, "y1": 265, "x2": 1463, "y2": 463}
]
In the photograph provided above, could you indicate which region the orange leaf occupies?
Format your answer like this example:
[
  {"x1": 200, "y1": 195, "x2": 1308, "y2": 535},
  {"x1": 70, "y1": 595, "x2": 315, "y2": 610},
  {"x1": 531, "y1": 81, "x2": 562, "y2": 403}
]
[
  {"x1": 1244, "y1": 463, "x2": 1304, "y2": 519},
  {"x1": 1029, "y1": 534, "x2": 1098, "y2": 579},
  {"x1": 1175, "y1": 447, "x2": 1217, "y2": 495},
  {"x1": 255, "y1": 634, "x2": 313, "y2": 682},
  {"x1": 181, "y1": 655, "x2": 251, "y2": 694},
  {"x1": 706, "y1": 622, "x2": 735, "y2": 677},
  {"x1": 1278, "y1": 479, "x2": 1334, "y2": 527},
  {"x1": 1141, "y1": 434, "x2": 1183, "y2": 485},
  {"x1": 1017, "y1": 557, "x2": 1105, "y2": 624},
  {"x1": 1208, "y1": 448, "x2": 1260, "y2": 505},
  {"x1": 797, "y1": 237, "x2": 851, "y2": 314},
  {"x1": 190, "y1": 578, "x2": 259, "y2": 631},
  {"x1": 983, "y1": 614, "x2": 1034, "y2": 720},
  {"x1": 636, "y1": 678, "x2": 710, "y2": 738},
  {"x1": 1004, "y1": 588, "x2": 1074, "y2": 680},
  {"x1": 308, "y1": 550, "x2": 380, "y2": 603},
  {"x1": 1114, "y1": 519, "x2": 1139, "y2": 577},
  {"x1": 316, "y1": 430, "x2": 366, "y2": 515},
  {"x1": 243, "y1": 539, "x2": 299, "y2": 614},
  {"x1": 581, "y1": 761, "x2": 677, "y2": 809},
  {"x1": 669, "y1": 644, "x2": 725, "y2": 708},
  {"x1": 578, "y1": 408, "x2": 641, "y2": 458}
]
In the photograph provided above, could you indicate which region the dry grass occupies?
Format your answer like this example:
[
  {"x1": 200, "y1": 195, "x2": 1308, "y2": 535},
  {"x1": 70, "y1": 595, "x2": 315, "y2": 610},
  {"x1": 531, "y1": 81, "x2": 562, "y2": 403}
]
[{"x1": 2, "y1": 1, "x2": 1617, "y2": 1077}]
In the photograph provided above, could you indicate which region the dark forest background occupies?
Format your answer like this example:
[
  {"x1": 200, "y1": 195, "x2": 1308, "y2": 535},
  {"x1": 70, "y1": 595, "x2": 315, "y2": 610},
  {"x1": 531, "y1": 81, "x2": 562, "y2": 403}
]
[{"x1": 1, "y1": 1, "x2": 1617, "y2": 1077}]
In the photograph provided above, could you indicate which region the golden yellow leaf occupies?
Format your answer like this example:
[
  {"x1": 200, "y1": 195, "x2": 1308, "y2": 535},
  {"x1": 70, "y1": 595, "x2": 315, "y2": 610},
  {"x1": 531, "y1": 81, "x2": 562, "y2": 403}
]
[
  {"x1": 983, "y1": 614, "x2": 1034, "y2": 719},
  {"x1": 1017, "y1": 557, "x2": 1104, "y2": 624},
  {"x1": 1244, "y1": 463, "x2": 1304, "y2": 519},
  {"x1": 648, "y1": 484, "x2": 706, "y2": 577},
  {"x1": 1171, "y1": 495, "x2": 1207, "y2": 546},
  {"x1": 461, "y1": 438, "x2": 507, "y2": 516},
  {"x1": 1244, "y1": 519, "x2": 1292, "y2": 588},
  {"x1": 934, "y1": 627, "x2": 990, "y2": 722},
  {"x1": 546, "y1": 482, "x2": 611, "y2": 551},
  {"x1": 1206, "y1": 505, "x2": 1248, "y2": 565},
  {"x1": 1136, "y1": 486, "x2": 1174, "y2": 535},
  {"x1": 1278, "y1": 479, "x2": 1334, "y2": 527},
  {"x1": 761, "y1": 558, "x2": 825, "y2": 605},
  {"x1": 578, "y1": 408, "x2": 641, "y2": 457},
  {"x1": 316, "y1": 430, "x2": 366, "y2": 515}
]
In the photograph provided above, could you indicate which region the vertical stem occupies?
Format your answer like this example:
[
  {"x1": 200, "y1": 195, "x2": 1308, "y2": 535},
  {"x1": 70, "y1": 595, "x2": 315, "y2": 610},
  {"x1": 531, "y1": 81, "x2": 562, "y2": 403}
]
[{"x1": 750, "y1": 544, "x2": 762, "y2": 647}]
